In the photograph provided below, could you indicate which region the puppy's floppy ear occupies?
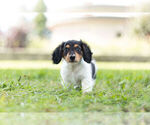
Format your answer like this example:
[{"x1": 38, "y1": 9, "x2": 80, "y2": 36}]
[
  {"x1": 52, "y1": 42, "x2": 65, "y2": 64},
  {"x1": 80, "y1": 40, "x2": 92, "y2": 63}
]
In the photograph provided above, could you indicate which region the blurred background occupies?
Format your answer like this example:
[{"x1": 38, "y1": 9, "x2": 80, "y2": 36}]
[{"x1": 1, "y1": 0, "x2": 150, "y2": 61}]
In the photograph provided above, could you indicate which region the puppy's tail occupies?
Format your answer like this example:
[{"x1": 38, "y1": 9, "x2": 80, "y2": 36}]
[{"x1": 91, "y1": 60, "x2": 97, "y2": 79}]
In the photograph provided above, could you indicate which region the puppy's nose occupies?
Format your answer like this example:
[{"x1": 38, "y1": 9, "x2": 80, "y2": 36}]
[{"x1": 70, "y1": 55, "x2": 75, "y2": 61}]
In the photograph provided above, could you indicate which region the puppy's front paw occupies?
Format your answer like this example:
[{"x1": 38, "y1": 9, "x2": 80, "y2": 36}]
[
  {"x1": 74, "y1": 85, "x2": 81, "y2": 91},
  {"x1": 82, "y1": 88, "x2": 92, "y2": 94}
]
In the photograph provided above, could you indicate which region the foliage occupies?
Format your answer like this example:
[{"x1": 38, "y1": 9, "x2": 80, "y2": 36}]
[
  {"x1": 34, "y1": 0, "x2": 47, "y2": 38},
  {"x1": 34, "y1": 13, "x2": 47, "y2": 37},
  {"x1": 1, "y1": 68, "x2": 150, "y2": 112},
  {"x1": 6, "y1": 26, "x2": 28, "y2": 48},
  {"x1": 134, "y1": 15, "x2": 150, "y2": 38},
  {"x1": 34, "y1": 0, "x2": 47, "y2": 12}
]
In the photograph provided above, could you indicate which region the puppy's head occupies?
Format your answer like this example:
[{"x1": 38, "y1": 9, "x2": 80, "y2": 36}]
[{"x1": 52, "y1": 40, "x2": 92, "y2": 64}]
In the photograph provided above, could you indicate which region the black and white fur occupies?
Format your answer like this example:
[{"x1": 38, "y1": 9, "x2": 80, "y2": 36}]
[{"x1": 52, "y1": 40, "x2": 96, "y2": 93}]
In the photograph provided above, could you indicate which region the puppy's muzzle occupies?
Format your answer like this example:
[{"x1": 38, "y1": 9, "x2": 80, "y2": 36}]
[{"x1": 70, "y1": 54, "x2": 75, "y2": 62}]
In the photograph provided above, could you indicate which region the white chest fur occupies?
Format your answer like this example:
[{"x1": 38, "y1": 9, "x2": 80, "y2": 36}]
[{"x1": 60, "y1": 59, "x2": 93, "y2": 88}]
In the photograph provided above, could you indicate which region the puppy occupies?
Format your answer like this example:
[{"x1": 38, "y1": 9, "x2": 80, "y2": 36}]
[{"x1": 52, "y1": 40, "x2": 96, "y2": 93}]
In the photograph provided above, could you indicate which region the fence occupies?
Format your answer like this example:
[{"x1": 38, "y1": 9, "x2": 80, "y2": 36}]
[{"x1": 1, "y1": 52, "x2": 150, "y2": 62}]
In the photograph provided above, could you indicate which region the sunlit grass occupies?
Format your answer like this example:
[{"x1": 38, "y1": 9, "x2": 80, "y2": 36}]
[
  {"x1": 0, "y1": 60, "x2": 150, "y2": 112},
  {"x1": 1, "y1": 60, "x2": 150, "y2": 70},
  {"x1": 0, "y1": 68, "x2": 150, "y2": 112}
]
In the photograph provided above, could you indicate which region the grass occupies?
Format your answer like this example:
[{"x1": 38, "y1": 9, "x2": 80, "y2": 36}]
[
  {"x1": 0, "y1": 61, "x2": 150, "y2": 112},
  {"x1": 2, "y1": 60, "x2": 150, "y2": 70}
]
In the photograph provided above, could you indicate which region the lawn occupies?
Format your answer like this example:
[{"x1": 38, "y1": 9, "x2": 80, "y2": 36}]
[{"x1": 0, "y1": 61, "x2": 150, "y2": 112}]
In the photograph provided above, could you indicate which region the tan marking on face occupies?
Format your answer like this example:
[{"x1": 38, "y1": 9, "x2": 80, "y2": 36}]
[
  {"x1": 66, "y1": 44, "x2": 70, "y2": 48},
  {"x1": 74, "y1": 44, "x2": 79, "y2": 47},
  {"x1": 64, "y1": 53, "x2": 70, "y2": 62},
  {"x1": 75, "y1": 52, "x2": 82, "y2": 62}
]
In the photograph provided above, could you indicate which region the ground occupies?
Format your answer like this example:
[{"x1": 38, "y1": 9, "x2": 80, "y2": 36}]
[{"x1": 0, "y1": 61, "x2": 150, "y2": 112}]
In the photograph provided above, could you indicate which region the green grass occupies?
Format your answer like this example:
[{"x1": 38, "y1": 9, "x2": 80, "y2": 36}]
[{"x1": 1, "y1": 65, "x2": 150, "y2": 112}]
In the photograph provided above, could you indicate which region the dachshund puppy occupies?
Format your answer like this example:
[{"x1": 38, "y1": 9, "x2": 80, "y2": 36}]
[{"x1": 52, "y1": 40, "x2": 96, "y2": 93}]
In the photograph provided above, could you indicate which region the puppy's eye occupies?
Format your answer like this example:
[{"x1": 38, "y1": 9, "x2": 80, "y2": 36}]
[
  {"x1": 65, "y1": 48, "x2": 69, "y2": 52},
  {"x1": 75, "y1": 47, "x2": 81, "y2": 52}
]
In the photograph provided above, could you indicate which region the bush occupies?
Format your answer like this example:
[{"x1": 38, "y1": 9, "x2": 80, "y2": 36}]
[
  {"x1": 6, "y1": 26, "x2": 28, "y2": 48},
  {"x1": 134, "y1": 16, "x2": 150, "y2": 38}
]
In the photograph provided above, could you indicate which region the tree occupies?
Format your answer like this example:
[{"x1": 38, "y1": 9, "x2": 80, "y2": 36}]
[
  {"x1": 34, "y1": 0, "x2": 47, "y2": 37},
  {"x1": 134, "y1": 16, "x2": 150, "y2": 38},
  {"x1": 134, "y1": 2, "x2": 150, "y2": 39},
  {"x1": 35, "y1": 0, "x2": 47, "y2": 12}
]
